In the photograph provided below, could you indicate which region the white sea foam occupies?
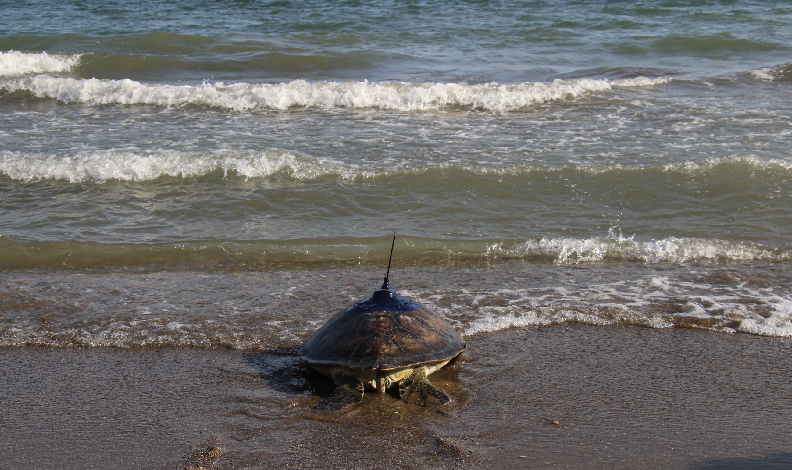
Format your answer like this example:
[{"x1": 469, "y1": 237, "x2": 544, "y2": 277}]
[
  {"x1": 0, "y1": 149, "x2": 350, "y2": 183},
  {"x1": 0, "y1": 75, "x2": 671, "y2": 112},
  {"x1": 662, "y1": 155, "x2": 792, "y2": 173},
  {"x1": 430, "y1": 275, "x2": 792, "y2": 338},
  {"x1": 750, "y1": 63, "x2": 791, "y2": 82},
  {"x1": 2, "y1": 265, "x2": 791, "y2": 350},
  {"x1": 487, "y1": 230, "x2": 788, "y2": 264},
  {"x1": 750, "y1": 68, "x2": 775, "y2": 81},
  {"x1": 4, "y1": 150, "x2": 788, "y2": 185},
  {"x1": 0, "y1": 50, "x2": 80, "y2": 77}
]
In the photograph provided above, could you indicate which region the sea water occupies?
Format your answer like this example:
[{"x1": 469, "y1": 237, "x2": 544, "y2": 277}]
[{"x1": 2, "y1": 0, "x2": 792, "y2": 348}]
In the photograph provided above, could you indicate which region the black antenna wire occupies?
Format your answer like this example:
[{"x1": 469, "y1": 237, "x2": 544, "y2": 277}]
[
  {"x1": 382, "y1": 233, "x2": 396, "y2": 289},
  {"x1": 386, "y1": 233, "x2": 396, "y2": 279}
]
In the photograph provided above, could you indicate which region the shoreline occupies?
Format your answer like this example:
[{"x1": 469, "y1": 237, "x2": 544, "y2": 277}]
[{"x1": 2, "y1": 324, "x2": 791, "y2": 469}]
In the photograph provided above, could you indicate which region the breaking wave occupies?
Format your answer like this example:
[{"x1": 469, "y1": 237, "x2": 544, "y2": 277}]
[
  {"x1": 2, "y1": 150, "x2": 790, "y2": 184},
  {"x1": 486, "y1": 230, "x2": 790, "y2": 264},
  {"x1": 0, "y1": 74, "x2": 671, "y2": 112},
  {"x1": 1, "y1": 232, "x2": 790, "y2": 270},
  {"x1": 752, "y1": 62, "x2": 792, "y2": 82},
  {"x1": 0, "y1": 50, "x2": 81, "y2": 77},
  {"x1": 0, "y1": 149, "x2": 333, "y2": 183}
]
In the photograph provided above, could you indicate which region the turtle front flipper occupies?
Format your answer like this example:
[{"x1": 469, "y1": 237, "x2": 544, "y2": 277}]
[
  {"x1": 315, "y1": 374, "x2": 364, "y2": 410},
  {"x1": 399, "y1": 367, "x2": 451, "y2": 406}
]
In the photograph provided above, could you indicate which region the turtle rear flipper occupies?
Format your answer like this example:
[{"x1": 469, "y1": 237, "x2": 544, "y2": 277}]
[
  {"x1": 315, "y1": 375, "x2": 363, "y2": 410},
  {"x1": 399, "y1": 367, "x2": 451, "y2": 406}
]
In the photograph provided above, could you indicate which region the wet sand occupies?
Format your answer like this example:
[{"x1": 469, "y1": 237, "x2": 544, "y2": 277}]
[{"x1": 2, "y1": 325, "x2": 791, "y2": 469}]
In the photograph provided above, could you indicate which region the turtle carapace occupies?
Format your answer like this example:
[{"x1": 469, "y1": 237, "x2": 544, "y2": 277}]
[{"x1": 299, "y1": 237, "x2": 465, "y2": 410}]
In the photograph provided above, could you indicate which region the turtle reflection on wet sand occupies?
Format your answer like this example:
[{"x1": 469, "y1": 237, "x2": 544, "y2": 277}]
[{"x1": 300, "y1": 243, "x2": 465, "y2": 410}]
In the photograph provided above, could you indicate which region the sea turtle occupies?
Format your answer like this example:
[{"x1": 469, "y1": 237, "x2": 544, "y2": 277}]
[{"x1": 300, "y1": 241, "x2": 466, "y2": 410}]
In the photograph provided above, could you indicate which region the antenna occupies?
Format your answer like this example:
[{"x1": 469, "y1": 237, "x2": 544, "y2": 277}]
[{"x1": 382, "y1": 233, "x2": 396, "y2": 290}]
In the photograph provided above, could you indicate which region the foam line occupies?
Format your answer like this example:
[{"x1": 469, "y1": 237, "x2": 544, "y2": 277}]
[
  {"x1": 1, "y1": 75, "x2": 672, "y2": 111},
  {"x1": 0, "y1": 51, "x2": 80, "y2": 76}
]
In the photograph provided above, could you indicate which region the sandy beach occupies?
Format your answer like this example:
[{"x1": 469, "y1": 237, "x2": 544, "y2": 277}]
[{"x1": 3, "y1": 324, "x2": 790, "y2": 469}]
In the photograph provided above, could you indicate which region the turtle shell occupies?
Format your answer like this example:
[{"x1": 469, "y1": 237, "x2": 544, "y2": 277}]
[{"x1": 300, "y1": 280, "x2": 465, "y2": 371}]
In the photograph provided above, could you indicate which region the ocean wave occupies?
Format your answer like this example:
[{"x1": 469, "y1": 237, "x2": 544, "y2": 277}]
[
  {"x1": 2, "y1": 149, "x2": 790, "y2": 184},
  {"x1": 751, "y1": 62, "x2": 792, "y2": 82},
  {"x1": 0, "y1": 149, "x2": 342, "y2": 183},
  {"x1": 0, "y1": 50, "x2": 81, "y2": 77},
  {"x1": 661, "y1": 155, "x2": 792, "y2": 173},
  {"x1": 1, "y1": 233, "x2": 790, "y2": 270},
  {"x1": 652, "y1": 33, "x2": 780, "y2": 56},
  {"x1": 0, "y1": 75, "x2": 671, "y2": 112},
  {"x1": 486, "y1": 229, "x2": 790, "y2": 264}
]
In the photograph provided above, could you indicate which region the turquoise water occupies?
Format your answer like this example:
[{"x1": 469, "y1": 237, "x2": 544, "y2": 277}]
[{"x1": 1, "y1": 1, "x2": 792, "y2": 344}]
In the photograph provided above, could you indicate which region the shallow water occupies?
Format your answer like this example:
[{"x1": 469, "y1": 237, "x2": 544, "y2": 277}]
[{"x1": 2, "y1": 261, "x2": 791, "y2": 350}]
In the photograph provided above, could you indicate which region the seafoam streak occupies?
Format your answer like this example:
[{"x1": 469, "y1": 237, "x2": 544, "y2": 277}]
[
  {"x1": 0, "y1": 149, "x2": 348, "y2": 183},
  {"x1": 486, "y1": 232, "x2": 788, "y2": 264},
  {"x1": 2, "y1": 265, "x2": 791, "y2": 351},
  {"x1": 1, "y1": 233, "x2": 790, "y2": 269},
  {"x1": 0, "y1": 75, "x2": 671, "y2": 112},
  {"x1": 405, "y1": 273, "x2": 792, "y2": 339},
  {"x1": 0, "y1": 51, "x2": 80, "y2": 76},
  {"x1": 4, "y1": 150, "x2": 787, "y2": 184}
]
